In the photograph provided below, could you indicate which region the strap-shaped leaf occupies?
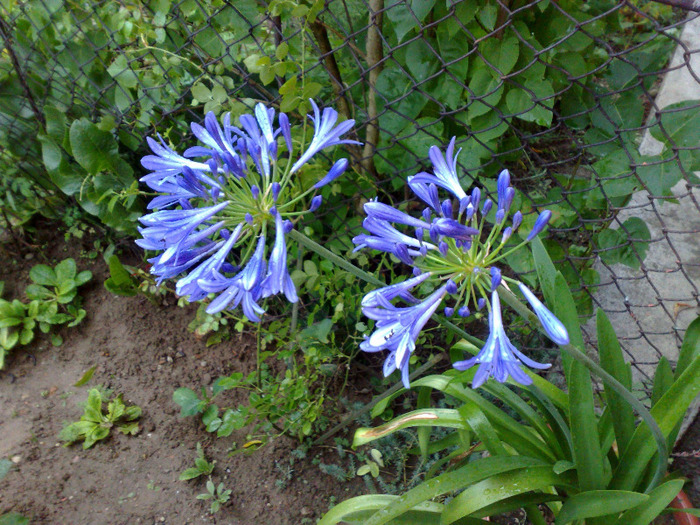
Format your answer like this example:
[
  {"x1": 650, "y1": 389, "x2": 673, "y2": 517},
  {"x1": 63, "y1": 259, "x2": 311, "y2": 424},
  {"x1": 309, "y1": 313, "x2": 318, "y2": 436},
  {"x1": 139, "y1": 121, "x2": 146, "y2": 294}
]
[
  {"x1": 472, "y1": 493, "x2": 563, "y2": 520},
  {"x1": 555, "y1": 490, "x2": 648, "y2": 524},
  {"x1": 596, "y1": 309, "x2": 635, "y2": 453},
  {"x1": 417, "y1": 387, "x2": 432, "y2": 460},
  {"x1": 353, "y1": 409, "x2": 465, "y2": 447},
  {"x1": 613, "y1": 353, "x2": 700, "y2": 490},
  {"x1": 676, "y1": 315, "x2": 700, "y2": 379},
  {"x1": 651, "y1": 357, "x2": 674, "y2": 407},
  {"x1": 317, "y1": 495, "x2": 443, "y2": 525},
  {"x1": 415, "y1": 375, "x2": 554, "y2": 460},
  {"x1": 555, "y1": 276, "x2": 606, "y2": 491},
  {"x1": 361, "y1": 456, "x2": 549, "y2": 525},
  {"x1": 486, "y1": 382, "x2": 560, "y2": 458},
  {"x1": 614, "y1": 479, "x2": 685, "y2": 525},
  {"x1": 525, "y1": 386, "x2": 573, "y2": 461},
  {"x1": 458, "y1": 403, "x2": 506, "y2": 456},
  {"x1": 442, "y1": 466, "x2": 567, "y2": 524}
]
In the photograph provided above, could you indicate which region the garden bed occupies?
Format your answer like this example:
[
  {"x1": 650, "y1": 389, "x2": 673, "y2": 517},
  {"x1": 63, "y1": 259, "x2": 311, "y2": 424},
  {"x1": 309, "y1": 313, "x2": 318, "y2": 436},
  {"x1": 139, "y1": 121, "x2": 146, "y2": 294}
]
[
  {"x1": 1, "y1": 223, "x2": 699, "y2": 524},
  {"x1": 0, "y1": 225, "x2": 363, "y2": 524}
]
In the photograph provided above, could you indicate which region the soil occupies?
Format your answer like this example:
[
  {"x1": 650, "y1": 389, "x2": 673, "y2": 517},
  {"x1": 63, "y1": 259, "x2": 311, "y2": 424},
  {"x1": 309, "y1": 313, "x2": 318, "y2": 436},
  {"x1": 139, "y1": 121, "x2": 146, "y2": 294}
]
[
  {"x1": 1, "y1": 223, "x2": 699, "y2": 525},
  {"x1": 0, "y1": 226, "x2": 363, "y2": 525}
]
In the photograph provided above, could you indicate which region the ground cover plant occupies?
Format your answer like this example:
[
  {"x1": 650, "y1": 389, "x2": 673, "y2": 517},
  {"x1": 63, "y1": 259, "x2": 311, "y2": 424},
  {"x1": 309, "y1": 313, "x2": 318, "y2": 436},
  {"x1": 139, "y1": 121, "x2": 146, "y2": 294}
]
[{"x1": 0, "y1": 258, "x2": 91, "y2": 368}]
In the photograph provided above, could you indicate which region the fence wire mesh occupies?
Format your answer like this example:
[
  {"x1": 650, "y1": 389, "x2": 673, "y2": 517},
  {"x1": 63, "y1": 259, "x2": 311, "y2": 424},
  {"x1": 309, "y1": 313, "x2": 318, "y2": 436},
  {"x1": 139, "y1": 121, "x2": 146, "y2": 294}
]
[{"x1": 1, "y1": 0, "x2": 699, "y2": 388}]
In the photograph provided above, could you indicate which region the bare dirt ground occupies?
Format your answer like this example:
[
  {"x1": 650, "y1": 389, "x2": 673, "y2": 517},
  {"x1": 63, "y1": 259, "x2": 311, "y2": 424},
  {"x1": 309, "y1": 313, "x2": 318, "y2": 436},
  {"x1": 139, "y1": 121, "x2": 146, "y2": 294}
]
[
  {"x1": 0, "y1": 227, "x2": 362, "y2": 525},
  {"x1": 0, "y1": 224, "x2": 698, "y2": 525}
]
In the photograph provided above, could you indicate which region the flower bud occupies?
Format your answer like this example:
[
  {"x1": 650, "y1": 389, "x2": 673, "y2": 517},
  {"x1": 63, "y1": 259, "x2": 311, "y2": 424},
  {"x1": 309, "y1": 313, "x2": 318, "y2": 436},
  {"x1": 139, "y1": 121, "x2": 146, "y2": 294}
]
[{"x1": 309, "y1": 195, "x2": 323, "y2": 212}]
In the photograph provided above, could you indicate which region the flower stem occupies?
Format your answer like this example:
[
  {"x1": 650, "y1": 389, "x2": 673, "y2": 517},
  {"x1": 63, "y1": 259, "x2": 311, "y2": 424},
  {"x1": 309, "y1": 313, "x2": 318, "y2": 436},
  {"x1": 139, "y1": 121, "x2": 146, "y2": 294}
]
[
  {"x1": 289, "y1": 229, "x2": 384, "y2": 286},
  {"x1": 291, "y1": 230, "x2": 485, "y2": 347},
  {"x1": 498, "y1": 287, "x2": 668, "y2": 492}
]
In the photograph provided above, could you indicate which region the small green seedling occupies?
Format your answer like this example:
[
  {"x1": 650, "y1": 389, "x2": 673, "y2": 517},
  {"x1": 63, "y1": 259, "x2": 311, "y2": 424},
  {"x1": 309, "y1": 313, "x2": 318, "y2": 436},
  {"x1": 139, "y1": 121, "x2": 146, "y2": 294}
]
[
  {"x1": 0, "y1": 259, "x2": 92, "y2": 368},
  {"x1": 356, "y1": 449, "x2": 384, "y2": 478},
  {"x1": 179, "y1": 442, "x2": 215, "y2": 480},
  {"x1": 26, "y1": 258, "x2": 92, "y2": 305},
  {"x1": 59, "y1": 388, "x2": 141, "y2": 449},
  {"x1": 196, "y1": 477, "x2": 232, "y2": 514}
]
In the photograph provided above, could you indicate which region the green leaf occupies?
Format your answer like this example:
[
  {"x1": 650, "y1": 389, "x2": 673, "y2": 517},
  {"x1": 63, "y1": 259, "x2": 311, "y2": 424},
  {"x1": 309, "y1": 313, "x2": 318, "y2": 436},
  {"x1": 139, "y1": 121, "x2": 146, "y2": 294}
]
[
  {"x1": 386, "y1": 0, "x2": 436, "y2": 43},
  {"x1": 19, "y1": 329, "x2": 34, "y2": 346},
  {"x1": 38, "y1": 134, "x2": 64, "y2": 172},
  {"x1": 596, "y1": 309, "x2": 634, "y2": 453},
  {"x1": 676, "y1": 315, "x2": 700, "y2": 379},
  {"x1": 597, "y1": 218, "x2": 651, "y2": 269},
  {"x1": 172, "y1": 388, "x2": 205, "y2": 417},
  {"x1": 553, "y1": 273, "x2": 605, "y2": 490},
  {"x1": 347, "y1": 457, "x2": 547, "y2": 525},
  {"x1": 613, "y1": 354, "x2": 700, "y2": 490},
  {"x1": 568, "y1": 349, "x2": 606, "y2": 491},
  {"x1": 555, "y1": 490, "x2": 648, "y2": 524},
  {"x1": 649, "y1": 100, "x2": 700, "y2": 149},
  {"x1": 615, "y1": 479, "x2": 685, "y2": 525},
  {"x1": 180, "y1": 467, "x2": 204, "y2": 481},
  {"x1": 467, "y1": 67, "x2": 504, "y2": 120},
  {"x1": 74, "y1": 365, "x2": 97, "y2": 387},
  {"x1": 106, "y1": 55, "x2": 138, "y2": 89},
  {"x1": 0, "y1": 512, "x2": 30, "y2": 525},
  {"x1": 416, "y1": 387, "x2": 431, "y2": 460},
  {"x1": 442, "y1": 466, "x2": 567, "y2": 524},
  {"x1": 458, "y1": 403, "x2": 506, "y2": 456},
  {"x1": 84, "y1": 389, "x2": 104, "y2": 422},
  {"x1": 29, "y1": 264, "x2": 57, "y2": 286},
  {"x1": 44, "y1": 105, "x2": 67, "y2": 142},
  {"x1": 476, "y1": 2, "x2": 497, "y2": 31},
  {"x1": 357, "y1": 464, "x2": 371, "y2": 477},
  {"x1": 404, "y1": 39, "x2": 438, "y2": 83},
  {"x1": 217, "y1": 407, "x2": 247, "y2": 437},
  {"x1": 651, "y1": 357, "x2": 673, "y2": 406},
  {"x1": 478, "y1": 36, "x2": 519, "y2": 77},
  {"x1": 69, "y1": 118, "x2": 118, "y2": 174},
  {"x1": 75, "y1": 270, "x2": 92, "y2": 287},
  {"x1": 55, "y1": 259, "x2": 78, "y2": 286},
  {"x1": 354, "y1": 409, "x2": 465, "y2": 447}
]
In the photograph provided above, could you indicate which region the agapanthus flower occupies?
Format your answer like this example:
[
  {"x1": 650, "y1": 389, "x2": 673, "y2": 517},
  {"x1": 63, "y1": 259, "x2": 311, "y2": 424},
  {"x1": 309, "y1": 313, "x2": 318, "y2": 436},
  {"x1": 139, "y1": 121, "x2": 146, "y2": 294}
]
[
  {"x1": 354, "y1": 139, "x2": 567, "y2": 388},
  {"x1": 137, "y1": 100, "x2": 360, "y2": 321}
]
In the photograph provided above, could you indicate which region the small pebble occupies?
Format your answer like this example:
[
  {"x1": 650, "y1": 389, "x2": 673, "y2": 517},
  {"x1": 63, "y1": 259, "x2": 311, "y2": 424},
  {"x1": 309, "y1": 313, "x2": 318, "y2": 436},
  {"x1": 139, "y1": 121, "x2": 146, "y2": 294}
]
[{"x1": 11, "y1": 455, "x2": 21, "y2": 464}]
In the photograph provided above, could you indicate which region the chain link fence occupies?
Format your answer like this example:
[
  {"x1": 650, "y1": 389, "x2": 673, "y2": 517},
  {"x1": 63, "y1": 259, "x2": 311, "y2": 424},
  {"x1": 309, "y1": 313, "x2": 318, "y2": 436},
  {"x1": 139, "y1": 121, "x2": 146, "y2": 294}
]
[{"x1": 1, "y1": 0, "x2": 699, "y2": 387}]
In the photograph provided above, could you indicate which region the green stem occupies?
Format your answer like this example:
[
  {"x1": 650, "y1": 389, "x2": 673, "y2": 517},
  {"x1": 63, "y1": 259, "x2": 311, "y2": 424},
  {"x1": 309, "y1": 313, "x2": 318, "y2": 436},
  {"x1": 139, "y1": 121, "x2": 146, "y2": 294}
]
[
  {"x1": 498, "y1": 288, "x2": 668, "y2": 492},
  {"x1": 289, "y1": 229, "x2": 384, "y2": 286},
  {"x1": 291, "y1": 230, "x2": 485, "y2": 347},
  {"x1": 256, "y1": 319, "x2": 263, "y2": 388}
]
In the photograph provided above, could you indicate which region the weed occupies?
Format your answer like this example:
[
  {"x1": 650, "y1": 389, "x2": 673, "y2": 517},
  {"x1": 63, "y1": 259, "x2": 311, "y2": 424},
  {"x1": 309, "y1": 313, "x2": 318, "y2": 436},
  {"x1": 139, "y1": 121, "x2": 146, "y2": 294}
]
[
  {"x1": 179, "y1": 442, "x2": 215, "y2": 481},
  {"x1": 196, "y1": 477, "x2": 232, "y2": 514},
  {"x1": 59, "y1": 388, "x2": 141, "y2": 449},
  {"x1": 0, "y1": 259, "x2": 92, "y2": 368}
]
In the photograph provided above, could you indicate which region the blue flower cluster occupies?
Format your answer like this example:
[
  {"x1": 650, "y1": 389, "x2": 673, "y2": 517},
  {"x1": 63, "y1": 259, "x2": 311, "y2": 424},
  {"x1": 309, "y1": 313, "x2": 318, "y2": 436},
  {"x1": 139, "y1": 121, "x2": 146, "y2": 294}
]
[
  {"x1": 137, "y1": 100, "x2": 359, "y2": 321},
  {"x1": 354, "y1": 138, "x2": 569, "y2": 389}
]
